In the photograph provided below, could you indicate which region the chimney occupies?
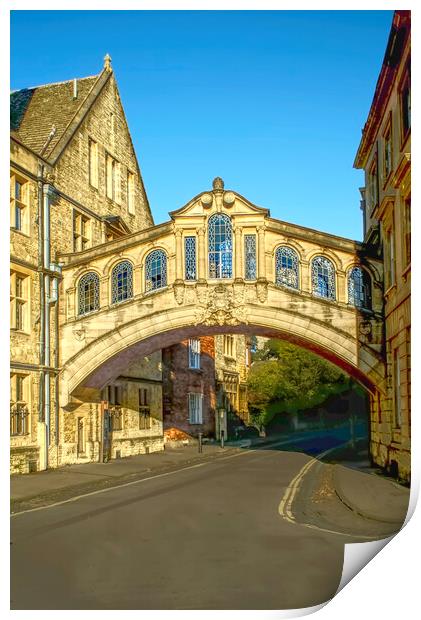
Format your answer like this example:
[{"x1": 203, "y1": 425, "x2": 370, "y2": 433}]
[{"x1": 73, "y1": 78, "x2": 77, "y2": 100}]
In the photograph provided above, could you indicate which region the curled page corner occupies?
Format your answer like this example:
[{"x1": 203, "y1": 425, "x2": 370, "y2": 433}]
[{"x1": 336, "y1": 534, "x2": 395, "y2": 595}]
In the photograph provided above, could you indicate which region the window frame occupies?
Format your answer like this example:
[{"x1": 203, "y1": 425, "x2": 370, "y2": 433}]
[
  {"x1": 188, "y1": 338, "x2": 201, "y2": 370},
  {"x1": 347, "y1": 266, "x2": 372, "y2": 310},
  {"x1": 145, "y1": 249, "x2": 167, "y2": 293},
  {"x1": 10, "y1": 270, "x2": 30, "y2": 333},
  {"x1": 73, "y1": 210, "x2": 91, "y2": 252},
  {"x1": 275, "y1": 245, "x2": 300, "y2": 290},
  {"x1": 399, "y1": 64, "x2": 411, "y2": 146},
  {"x1": 244, "y1": 234, "x2": 257, "y2": 281},
  {"x1": 139, "y1": 388, "x2": 151, "y2": 430},
  {"x1": 10, "y1": 373, "x2": 30, "y2": 436},
  {"x1": 188, "y1": 392, "x2": 203, "y2": 425},
  {"x1": 311, "y1": 255, "x2": 336, "y2": 301},
  {"x1": 88, "y1": 138, "x2": 99, "y2": 189},
  {"x1": 382, "y1": 114, "x2": 393, "y2": 186},
  {"x1": 127, "y1": 170, "x2": 135, "y2": 215},
  {"x1": 10, "y1": 172, "x2": 29, "y2": 235},
  {"x1": 111, "y1": 260, "x2": 134, "y2": 305},
  {"x1": 78, "y1": 271, "x2": 100, "y2": 315},
  {"x1": 208, "y1": 213, "x2": 233, "y2": 279}
]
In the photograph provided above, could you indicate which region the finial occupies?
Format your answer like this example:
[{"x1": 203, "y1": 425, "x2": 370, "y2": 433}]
[
  {"x1": 212, "y1": 177, "x2": 224, "y2": 190},
  {"x1": 104, "y1": 53, "x2": 112, "y2": 71}
]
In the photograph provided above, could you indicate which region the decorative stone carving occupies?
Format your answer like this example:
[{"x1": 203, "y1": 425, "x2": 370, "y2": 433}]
[
  {"x1": 212, "y1": 177, "x2": 224, "y2": 190},
  {"x1": 201, "y1": 193, "x2": 213, "y2": 208},
  {"x1": 195, "y1": 283, "x2": 248, "y2": 326},
  {"x1": 256, "y1": 278, "x2": 268, "y2": 303},
  {"x1": 73, "y1": 328, "x2": 86, "y2": 342},
  {"x1": 359, "y1": 319, "x2": 373, "y2": 343},
  {"x1": 223, "y1": 191, "x2": 235, "y2": 206},
  {"x1": 173, "y1": 280, "x2": 185, "y2": 305}
]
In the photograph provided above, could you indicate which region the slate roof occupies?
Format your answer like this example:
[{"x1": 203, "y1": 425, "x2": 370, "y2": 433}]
[{"x1": 10, "y1": 75, "x2": 99, "y2": 158}]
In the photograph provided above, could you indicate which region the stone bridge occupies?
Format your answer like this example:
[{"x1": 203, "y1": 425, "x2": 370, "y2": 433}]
[{"x1": 58, "y1": 178, "x2": 385, "y2": 409}]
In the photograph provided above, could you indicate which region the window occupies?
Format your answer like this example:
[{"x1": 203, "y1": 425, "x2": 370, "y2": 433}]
[
  {"x1": 208, "y1": 213, "x2": 233, "y2": 279},
  {"x1": 78, "y1": 272, "x2": 100, "y2": 315},
  {"x1": 368, "y1": 158, "x2": 379, "y2": 212},
  {"x1": 88, "y1": 139, "x2": 98, "y2": 188},
  {"x1": 111, "y1": 261, "x2": 133, "y2": 304},
  {"x1": 73, "y1": 211, "x2": 91, "y2": 251},
  {"x1": 244, "y1": 234, "x2": 257, "y2": 280},
  {"x1": 348, "y1": 267, "x2": 371, "y2": 310},
  {"x1": 184, "y1": 236, "x2": 197, "y2": 281},
  {"x1": 275, "y1": 246, "x2": 299, "y2": 289},
  {"x1": 223, "y1": 375, "x2": 238, "y2": 413},
  {"x1": 10, "y1": 373, "x2": 29, "y2": 436},
  {"x1": 402, "y1": 197, "x2": 411, "y2": 268},
  {"x1": 145, "y1": 249, "x2": 167, "y2": 292},
  {"x1": 383, "y1": 120, "x2": 393, "y2": 182},
  {"x1": 393, "y1": 348, "x2": 402, "y2": 428},
  {"x1": 139, "y1": 388, "x2": 151, "y2": 430},
  {"x1": 311, "y1": 256, "x2": 336, "y2": 300},
  {"x1": 384, "y1": 228, "x2": 395, "y2": 289},
  {"x1": 400, "y1": 68, "x2": 411, "y2": 140},
  {"x1": 188, "y1": 338, "x2": 201, "y2": 369},
  {"x1": 127, "y1": 171, "x2": 135, "y2": 215},
  {"x1": 10, "y1": 271, "x2": 29, "y2": 331},
  {"x1": 10, "y1": 173, "x2": 29, "y2": 233},
  {"x1": 106, "y1": 153, "x2": 120, "y2": 202},
  {"x1": 223, "y1": 335, "x2": 235, "y2": 358},
  {"x1": 188, "y1": 393, "x2": 203, "y2": 424}
]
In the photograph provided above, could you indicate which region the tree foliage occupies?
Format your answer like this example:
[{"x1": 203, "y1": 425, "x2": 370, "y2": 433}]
[{"x1": 247, "y1": 339, "x2": 348, "y2": 427}]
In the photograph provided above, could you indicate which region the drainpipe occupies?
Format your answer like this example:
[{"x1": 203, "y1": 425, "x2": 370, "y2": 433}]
[
  {"x1": 43, "y1": 184, "x2": 54, "y2": 470},
  {"x1": 37, "y1": 164, "x2": 45, "y2": 464}
]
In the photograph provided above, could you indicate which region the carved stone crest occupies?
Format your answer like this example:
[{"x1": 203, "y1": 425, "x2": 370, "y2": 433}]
[
  {"x1": 256, "y1": 278, "x2": 268, "y2": 303},
  {"x1": 73, "y1": 328, "x2": 86, "y2": 342},
  {"x1": 195, "y1": 283, "x2": 248, "y2": 326},
  {"x1": 173, "y1": 280, "x2": 185, "y2": 305},
  {"x1": 358, "y1": 319, "x2": 373, "y2": 343}
]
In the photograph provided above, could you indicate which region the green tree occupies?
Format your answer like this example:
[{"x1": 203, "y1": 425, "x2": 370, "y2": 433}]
[{"x1": 247, "y1": 339, "x2": 347, "y2": 427}]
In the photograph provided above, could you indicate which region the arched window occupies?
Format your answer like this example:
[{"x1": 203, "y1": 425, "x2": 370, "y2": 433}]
[
  {"x1": 208, "y1": 213, "x2": 233, "y2": 279},
  {"x1": 348, "y1": 267, "x2": 371, "y2": 309},
  {"x1": 78, "y1": 272, "x2": 100, "y2": 315},
  {"x1": 111, "y1": 260, "x2": 133, "y2": 304},
  {"x1": 145, "y1": 249, "x2": 167, "y2": 292},
  {"x1": 311, "y1": 256, "x2": 336, "y2": 300},
  {"x1": 275, "y1": 246, "x2": 299, "y2": 289}
]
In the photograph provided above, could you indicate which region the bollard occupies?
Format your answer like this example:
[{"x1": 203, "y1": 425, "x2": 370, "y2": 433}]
[
  {"x1": 198, "y1": 432, "x2": 203, "y2": 453},
  {"x1": 220, "y1": 429, "x2": 225, "y2": 449}
]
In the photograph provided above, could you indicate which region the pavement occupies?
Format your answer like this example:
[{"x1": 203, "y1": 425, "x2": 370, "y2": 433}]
[{"x1": 11, "y1": 430, "x2": 410, "y2": 529}]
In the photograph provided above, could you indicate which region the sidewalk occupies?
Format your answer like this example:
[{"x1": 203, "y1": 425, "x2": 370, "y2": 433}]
[
  {"x1": 10, "y1": 442, "x2": 244, "y2": 514},
  {"x1": 333, "y1": 464, "x2": 410, "y2": 525}
]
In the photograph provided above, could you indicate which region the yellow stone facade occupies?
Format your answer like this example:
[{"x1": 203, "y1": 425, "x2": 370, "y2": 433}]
[{"x1": 354, "y1": 10, "x2": 411, "y2": 481}]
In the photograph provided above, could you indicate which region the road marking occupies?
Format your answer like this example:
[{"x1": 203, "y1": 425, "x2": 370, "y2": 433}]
[
  {"x1": 10, "y1": 462, "x2": 207, "y2": 518},
  {"x1": 277, "y1": 443, "x2": 386, "y2": 540}
]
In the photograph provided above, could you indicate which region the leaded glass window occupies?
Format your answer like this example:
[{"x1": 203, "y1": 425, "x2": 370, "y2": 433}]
[
  {"x1": 244, "y1": 234, "x2": 257, "y2": 280},
  {"x1": 188, "y1": 338, "x2": 201, "y2": 369},
  {"x1": 185, "y1": 236, "x2": 197, "y2": 281},
  {"x1": 78, "y1": 272, "x2": 100, "y2": 315},
  {"x1": 348, "y1": 267, "x2": 371, "y2": 309},
  {"x1": 275, "y1": 246, "x2": 299, "y2": 289},
  {"x1": 111, "y1": 260, "x2": 133, "y2": 304},
  {"x1": 311, "y1": 256, "x2": 335, "y2": 300},
  {"x1": 145, "y1": 249, "x2": 167, "y2": 292},
  {"x1": 208, "y1": 214, "x2": 233, "y2": 279}
]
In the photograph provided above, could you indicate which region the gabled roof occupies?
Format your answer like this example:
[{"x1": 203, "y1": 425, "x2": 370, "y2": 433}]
[{"x1": 11, "y1": 74, "x2": 101, "y2": 159}]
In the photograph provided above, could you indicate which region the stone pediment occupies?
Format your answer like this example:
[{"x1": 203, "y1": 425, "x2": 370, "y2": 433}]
[{"x1": 169, "y1": 177, "x2": 270, "y2": 221}]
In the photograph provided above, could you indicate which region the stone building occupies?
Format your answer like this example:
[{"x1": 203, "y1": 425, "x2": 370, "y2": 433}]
[
  {"x1": 162, "y1": 335, "x2": 250, "y2": 440},
  {"x1": 354, "y1": 10, "x2": 411, "y2": 481},
  {"x1": 10, "y1": 55, "x2": 163, "y2": 473}
]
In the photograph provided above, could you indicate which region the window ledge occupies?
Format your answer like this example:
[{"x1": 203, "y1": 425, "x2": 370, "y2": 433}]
[
  {"x1": 10, "y1": 228, "x2": 30, "y2": 238},
  {"x1": 11, "y1": 328, "x2": 30, "y2": 336},
  {"x1": 188, "y1": 367, "x2": 202, "y2": 373}
]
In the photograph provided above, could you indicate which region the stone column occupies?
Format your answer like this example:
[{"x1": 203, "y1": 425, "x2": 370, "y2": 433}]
[
  {"x1": 257, "y1": 225, "x2": 266, "y2": 280},
  {"x1": 197, "y1": 227, "x2": 206, "y2": 281},
  {"x1": 234, "y1": 226, "x2": 242, "y2": 280},
  {"x1": 337, "y1": 270, "x2": 346, "y2": 303},
  {"x1": 175, "y1": 229, "x2": 183, "y2": 281}
]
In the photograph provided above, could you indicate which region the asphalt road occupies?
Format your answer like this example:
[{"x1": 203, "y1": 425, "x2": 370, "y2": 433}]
[{"x1": 10, "y1": 438, "x2": 358, "y2": 611}]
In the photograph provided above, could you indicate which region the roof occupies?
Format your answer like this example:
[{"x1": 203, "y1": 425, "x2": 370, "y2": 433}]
[
  {"x1": 354, "y1": 10, "x2": 411, "y2": 169},
  {"x1": 10, "y1": 75, "x2": 100, "y2": 159}
]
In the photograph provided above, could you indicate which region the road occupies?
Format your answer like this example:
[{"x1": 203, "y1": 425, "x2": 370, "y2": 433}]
[{"x1": 11, "y1": 431, "x2": 366, "y2": 610}]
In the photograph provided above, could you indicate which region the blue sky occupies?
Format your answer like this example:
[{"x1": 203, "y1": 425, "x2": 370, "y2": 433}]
[{"x1": 10, "y1": 10, "x2": 393, "y2": 240}]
